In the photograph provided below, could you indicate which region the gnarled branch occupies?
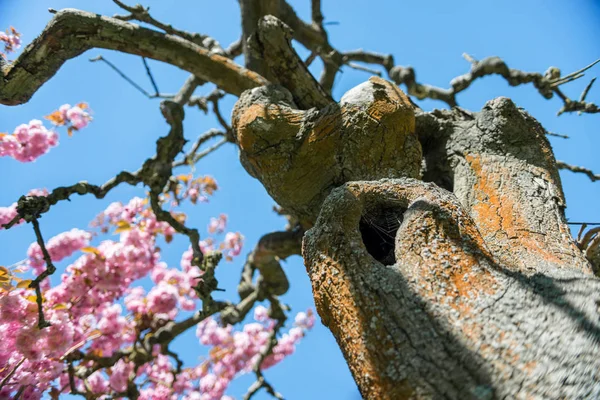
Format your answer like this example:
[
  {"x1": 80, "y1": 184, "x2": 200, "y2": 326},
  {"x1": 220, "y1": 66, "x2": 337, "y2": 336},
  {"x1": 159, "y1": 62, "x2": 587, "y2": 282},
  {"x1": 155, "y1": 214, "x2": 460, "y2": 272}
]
[{"x1": 0, "y1": 8, "x2": 267, "y2": 105}]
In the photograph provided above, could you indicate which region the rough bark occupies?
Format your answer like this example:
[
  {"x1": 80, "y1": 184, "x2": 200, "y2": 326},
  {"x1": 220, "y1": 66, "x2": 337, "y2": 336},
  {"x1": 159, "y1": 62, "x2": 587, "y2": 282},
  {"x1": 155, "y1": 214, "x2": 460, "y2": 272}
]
[
  {"x1": 232, "y1": 76, "x2": 421, "y2": 227},
  {"x1": 416, "y1": 99, "x2": 591, "y2": 275},
  {"x1": 303, "y1": 178, "x2": 600, "y2": 399},
  {"x1": 232, "y1": 77, "x2": 600, "y2": 398}
]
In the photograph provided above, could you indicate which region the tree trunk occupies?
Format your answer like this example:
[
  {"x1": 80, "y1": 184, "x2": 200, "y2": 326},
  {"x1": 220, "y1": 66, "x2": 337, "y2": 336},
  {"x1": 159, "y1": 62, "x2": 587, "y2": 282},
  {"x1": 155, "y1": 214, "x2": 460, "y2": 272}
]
[{"x1": 232, "y1": 62, "x2": 600, "y2": 398}]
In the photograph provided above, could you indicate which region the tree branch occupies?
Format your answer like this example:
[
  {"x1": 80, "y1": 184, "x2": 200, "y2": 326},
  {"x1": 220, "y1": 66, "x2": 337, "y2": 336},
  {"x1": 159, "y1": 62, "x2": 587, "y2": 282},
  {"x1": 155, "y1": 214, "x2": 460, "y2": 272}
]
[
  {"x1": 112, "y1": 0, "x2": 223, "y2": 52},
  {"x1": 0, "y1": 8, "x2": 267, "y2": 105},
  {"x1": 557, "y1": 160, "x2": 600, "y2": 182},
  {"x1": 256, "y1": 16, "x2": 333, "y2": 110}
]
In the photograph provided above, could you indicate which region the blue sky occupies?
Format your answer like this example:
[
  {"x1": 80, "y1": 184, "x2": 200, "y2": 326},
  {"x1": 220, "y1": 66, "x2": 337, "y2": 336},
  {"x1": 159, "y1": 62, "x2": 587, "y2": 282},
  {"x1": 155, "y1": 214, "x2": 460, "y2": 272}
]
[{"x1": 1, "y1": 1, "x2": 599, "y2": 399}]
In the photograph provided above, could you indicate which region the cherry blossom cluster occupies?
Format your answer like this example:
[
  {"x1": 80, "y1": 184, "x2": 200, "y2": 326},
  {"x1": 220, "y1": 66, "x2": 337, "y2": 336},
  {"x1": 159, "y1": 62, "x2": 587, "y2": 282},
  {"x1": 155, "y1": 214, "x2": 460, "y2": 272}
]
[
  {"x1": 45, "y1": 103, "x2": 92, "y2": 135},
  {"x1": 170, "y1": 174, "x2": 219, "y2": 205},
  {"x1": 0, "y1": 192, "x2": 311, "y2": 399},
  {"x1": 0, "y1": 120, "x2": 58, "y2": 162},
  {"x1": 0, "y1": 26, "x2": 21, "y2": 57},
  {"x1": 0, "y1": 104, "x2": 92, "y2": 162},
  {"x1": 195, "y1": 306, "x2": 316, "y2": 399}
]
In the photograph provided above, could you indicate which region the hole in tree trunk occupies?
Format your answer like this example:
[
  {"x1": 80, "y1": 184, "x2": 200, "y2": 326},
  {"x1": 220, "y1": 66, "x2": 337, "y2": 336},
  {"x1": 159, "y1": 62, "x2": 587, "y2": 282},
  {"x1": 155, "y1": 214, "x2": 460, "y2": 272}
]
[{"x1": 359, "y1": 205, "x2": 405, "y2": 265}]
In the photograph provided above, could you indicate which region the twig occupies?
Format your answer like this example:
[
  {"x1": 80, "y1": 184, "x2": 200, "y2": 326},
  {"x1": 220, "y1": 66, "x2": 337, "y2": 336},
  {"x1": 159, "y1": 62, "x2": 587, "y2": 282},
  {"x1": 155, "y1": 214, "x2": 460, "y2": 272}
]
[
  {"x1": 29, "y1": 218, "x2": 55, "y2": 328},
  {"x1": 142, "y1": 57, "x2": 160, "y2": 96},
  {"x1": 546, "y1": 131, "x2": 569, "y2": 139},
  {"x1": 173, "y1": 129, "x2": 226, "y2": 168},
  {"x1": 549, "y1": 59, "x2": 600, "y2": 87},
  {"x1": 211, "y1": 93, "x2": 232, "y2": 134},
  {"x1": 556, "y1": 160, "x2": 600, "y2": 182},
  {"x1": 580, "y1": 77, "x2": 596, "y2": 102},
  {"x1": 225, "y1": 38, "x2": 243, "y2": 59},
  {"x1": 243, "y1": 299, "x2": 287, "y2": 400},
  {"x1": 346, "y1": 62, "x2": 382, "y2": 76},
  {"x1": 568, "y1": 222, "x2": 600, "y2": 225},
  {"x1": 190, "y1": 138, "x2": 228, "y2": 164},
  {"x1": 578, "y1": 227, "x2": 600, "y2": 250},
  {"x1": 112, "y1": 0, "x2": 219, "y2": 50},
  {"x1": 90, "y1": 55, "x2": 165, "y2": 99},
  {"x1": 0, "y1": 357, "x2": 25, "y2": 391}
]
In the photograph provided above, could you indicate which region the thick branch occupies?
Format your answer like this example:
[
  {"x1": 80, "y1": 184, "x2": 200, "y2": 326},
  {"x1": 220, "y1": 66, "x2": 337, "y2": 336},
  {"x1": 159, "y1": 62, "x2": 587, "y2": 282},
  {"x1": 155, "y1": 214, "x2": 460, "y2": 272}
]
[
  {"x1": 0, "y1": 8, "x2": 267, "y2": 105},
  {"x1": 416, "y1": 98, "x2": 591, "y2": 274},
  {"x1": 232, "y1": 77, "x2": 419, "y2": 226},
  {"x1": 239, "y1": 0, "x2": 280, "y2": 79},
  {"x1": 255, "y1": 16, "x2": 333, "y2": 110}
]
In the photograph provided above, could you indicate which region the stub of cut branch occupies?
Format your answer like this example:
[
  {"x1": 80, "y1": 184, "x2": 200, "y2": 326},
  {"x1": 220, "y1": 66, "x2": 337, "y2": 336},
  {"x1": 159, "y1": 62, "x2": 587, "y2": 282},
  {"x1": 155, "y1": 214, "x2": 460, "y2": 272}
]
[
  {"x1": 0, "y1": 8, "x2": 268, "y2": 105},
  {"x1": 303, "y1": 178, "x2": 600, "y2": 399},
  {"x1": 232, "y1": 76, "x2": 421, "y2": 227}
]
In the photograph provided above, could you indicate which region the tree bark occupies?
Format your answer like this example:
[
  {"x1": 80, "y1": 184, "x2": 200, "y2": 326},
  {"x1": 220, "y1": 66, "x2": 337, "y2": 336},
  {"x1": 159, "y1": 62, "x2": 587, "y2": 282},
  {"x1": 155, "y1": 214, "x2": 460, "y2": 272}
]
[{"x1": 233, "y1": 66, "x2": 600, "y2": 398}]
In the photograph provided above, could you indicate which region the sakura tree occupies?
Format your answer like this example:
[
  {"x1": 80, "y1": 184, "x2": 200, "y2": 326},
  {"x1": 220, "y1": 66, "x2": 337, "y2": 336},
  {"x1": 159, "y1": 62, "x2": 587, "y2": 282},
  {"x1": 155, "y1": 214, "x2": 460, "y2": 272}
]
[{"x1": 1, "y1": 1, "x2": 600, "y2": 399}]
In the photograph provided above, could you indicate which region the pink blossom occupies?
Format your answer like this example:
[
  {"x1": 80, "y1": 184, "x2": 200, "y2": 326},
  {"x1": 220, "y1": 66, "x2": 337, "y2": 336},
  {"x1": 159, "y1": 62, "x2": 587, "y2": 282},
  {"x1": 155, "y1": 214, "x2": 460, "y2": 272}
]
[
  {"x1": 222, "y1": 232, "x2": 244, "y2": 259},
  {"x1": 27, "y1": 228, "x2": 92, "y2": 270},
  {"x1": 0, "y1": 203, "x2": 18, "y2": 229},
  {"x1": 195, "y1": 309, "x2": 315, "y2": 397},
  {"x1": 125, "y1": 287, "x2": 148, "y2": 314},
  {"x1": 109, "y1": 359, "x2": 134, "y2": 392},
  {"x1": 254, "y1": 305, "x2": 269, "y2": 322},
  {"x1": 0, "y1": 120, "x2": 58, "y2": 162},
  {"x1": 66, "y1": 105, "x2": 91, "y2": 129},
  {"x1": 294, "y1": 309, "x2": 316, "y2": 329},
  {"x1": 87, "y1": 371, "x2": 109, "y2": 394},
  {"x1": 208, "y1": 214, "x2": 227, "y2": 234},
  {"x1": 0, "y1": 27, "x2": 21, "y2": 55},
  {"x1": 147, "y1": 282, "x2": 179, "y2": 316}
]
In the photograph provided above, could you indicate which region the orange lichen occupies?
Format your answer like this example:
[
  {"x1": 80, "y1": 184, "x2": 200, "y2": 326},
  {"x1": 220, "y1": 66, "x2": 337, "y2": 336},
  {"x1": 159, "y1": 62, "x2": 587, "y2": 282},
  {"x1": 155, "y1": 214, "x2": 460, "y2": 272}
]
[
  {"x1": 466, "y1": 154, "x2": 564, "y2": 266},
  {"x1": 309, "y1": 252, "x2": 416, "y2": 400}
]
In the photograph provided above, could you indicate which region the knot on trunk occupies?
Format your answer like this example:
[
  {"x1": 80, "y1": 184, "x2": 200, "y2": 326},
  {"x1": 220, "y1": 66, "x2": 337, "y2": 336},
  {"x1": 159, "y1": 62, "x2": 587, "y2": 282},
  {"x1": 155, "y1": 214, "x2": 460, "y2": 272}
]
[{"x1": 232, "y1": 77, "x2": 422, "y2": 226}]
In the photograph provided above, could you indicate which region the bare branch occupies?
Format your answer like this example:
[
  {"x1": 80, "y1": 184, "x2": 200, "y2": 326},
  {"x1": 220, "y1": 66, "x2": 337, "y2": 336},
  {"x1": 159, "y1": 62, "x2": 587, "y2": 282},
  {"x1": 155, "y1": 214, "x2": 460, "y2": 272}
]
[
  {"x1": 256, "y1": 16, "x2": 333, "y2": 109},
  {"x1": 89, "y1": 55, "x2": 171, "y2": 99},
  {"x1": 236, "y1": 229, "x2": 303, "y2": 305},
  {"x1": 311, "y1": 0, "x2": 324, "y2": 28},
  {"x1": 557, "y1": 160, "x2": 600, "y2": 182},
  {"x1": 189, "y1": 138, "x2": 228, "y2": 164},
  {"x1": 243, "y1": 299, "x2": 286, "y2": 400},
  {"x1": 142, "y1": 57, "x2": 160, "y2": 96},
  {"x1": 29, "y1": 218, "x2": 55, "y2": 329},
  {"x1": 580, "y1": 77, "x2": 596, "y2": 102},
  {"x1": 347, "y1": 62, "x2": 382, "y2": 76},
  {"x1": 146, "y1": 300, "x2": 229, "y2": 349},
  {"x1": 0, "y1": 9, "x2": 267, "y2": 105},
  {"x1": 173, "y1": 76, "x2": 205, "y2": 107},
  {"x1": 239, "y1": 0, "x2": 281, "y2": 79},
  {"x1": 225, "y1": 38, "x2": 243, "y2": 59},
  {"x1": 173, "y1": 128, "x2": 226, "y2": 168},
  {"x1": 2, "y1": 171, "x2": 141, "y2": 230},
  {"x1": 112, "y1": 0, "x2": 223, "y2": 52},
  {"x1": 546, "y1": 131, "x2": 569, "y2": 139}
]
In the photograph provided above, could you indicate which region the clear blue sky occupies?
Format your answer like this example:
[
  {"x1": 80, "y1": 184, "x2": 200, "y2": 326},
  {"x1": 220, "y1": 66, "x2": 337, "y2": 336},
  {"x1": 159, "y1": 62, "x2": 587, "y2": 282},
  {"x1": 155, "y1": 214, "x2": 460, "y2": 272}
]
[{"x1": 1, "y1": 1, "x2": 599, "y2": 399}]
